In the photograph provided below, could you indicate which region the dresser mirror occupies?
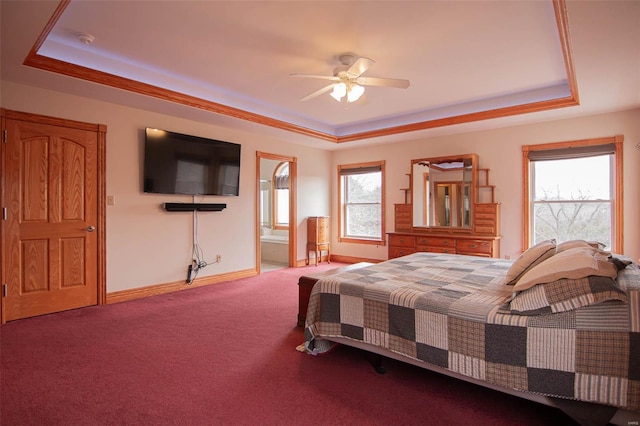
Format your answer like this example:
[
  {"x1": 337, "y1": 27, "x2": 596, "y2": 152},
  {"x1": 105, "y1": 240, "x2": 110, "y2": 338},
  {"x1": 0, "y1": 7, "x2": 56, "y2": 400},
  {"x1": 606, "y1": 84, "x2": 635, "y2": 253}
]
[{"x1": 411, "y1": 154, "x2": 477, "y2": 229}]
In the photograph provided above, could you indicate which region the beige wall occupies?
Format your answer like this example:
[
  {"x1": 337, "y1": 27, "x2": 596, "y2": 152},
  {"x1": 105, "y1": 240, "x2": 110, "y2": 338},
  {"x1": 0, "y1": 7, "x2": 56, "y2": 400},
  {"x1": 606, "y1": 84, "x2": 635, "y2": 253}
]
[
  {"x1": 2, "y1": 81, "x2": 638, "y2": 295},
  {"x1": 1, "y1": 81, "x2": 332, "y2": 293},
  {"x1": 331, "y1": 108, "x2": 640, "y2": 261}
]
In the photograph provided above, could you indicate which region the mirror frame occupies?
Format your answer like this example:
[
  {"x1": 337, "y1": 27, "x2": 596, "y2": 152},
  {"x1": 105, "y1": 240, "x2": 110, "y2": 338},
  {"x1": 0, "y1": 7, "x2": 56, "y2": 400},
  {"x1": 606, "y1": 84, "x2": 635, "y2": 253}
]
[{"x1": 410, "y1": 153, "x2": 478, "y2": 231}]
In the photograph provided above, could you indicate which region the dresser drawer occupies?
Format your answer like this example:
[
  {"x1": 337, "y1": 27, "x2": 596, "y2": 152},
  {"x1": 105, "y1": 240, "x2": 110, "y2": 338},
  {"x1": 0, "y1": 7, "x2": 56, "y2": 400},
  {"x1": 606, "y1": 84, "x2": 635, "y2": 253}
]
[
  {"x1": 474, "y1": 214, "x2": 496, "y2": 224},
  {"x1": 389, "y1": 234, "x2": 416, "y2": 248},
  {"x1": 317, "y1": 225, "x2": 328, "y2": 242},
  {"x1": 395, "y1": 211, "x2": 411, "y2": 221},
  {"x1": 388, "y1": 232, "x2": 499, "y2": 259},
  {"x1": 389, "y1": 246, "x2": 416, "y2": 258},
  {"x1": 395, "y1": 204, "x2": 411, "y2": 215},
  {"x1": 317, "y1": 217, "x2": 329, "y2": 241},
  {"x1": 474, "y1": 221, "x2": 497, "y2": 235},
  {"x1": 475, "y1": 204, "x2": 497, "y2": 214},
  {"x1": 395, "y1": 222, "x2": 412, "y2": 232},
  {"x1": 394, "y1": 204, "x2": 412, "y2": 232},
  {"x1": 394, "y1": 204, "x2": 411, "y2": 232},
  {"x1": 416, "y1": 236, "x2": 455, "y2": 248},
  {"x1": 473, "y1": 204, "x2": 499, "y2": 236},
  {"x1": 457, "y1": 239, "x2": 492, "y2": 255},
  {"x1": 474, "y1": 216, "x2": 496, "y2": 225},
  {"x1": 308, "y1": 216, "x2": 329, "y2": 244},
  {"x1": 424, "y1": 246, "x2": 456, "y2": 254}
]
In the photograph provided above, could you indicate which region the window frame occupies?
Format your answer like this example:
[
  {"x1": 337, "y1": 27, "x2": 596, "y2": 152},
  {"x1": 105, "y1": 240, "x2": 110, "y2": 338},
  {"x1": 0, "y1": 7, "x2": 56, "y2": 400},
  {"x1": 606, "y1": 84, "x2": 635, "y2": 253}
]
[
  {"x1": 272, "y1": 162, "x2": 289, "y2": 230},
  {"x1": 337, "y1": 160, "x2": 386, "y2": 245},
  {"x1": 522, "y1": 135, "x2": 623, "y2": 253}
]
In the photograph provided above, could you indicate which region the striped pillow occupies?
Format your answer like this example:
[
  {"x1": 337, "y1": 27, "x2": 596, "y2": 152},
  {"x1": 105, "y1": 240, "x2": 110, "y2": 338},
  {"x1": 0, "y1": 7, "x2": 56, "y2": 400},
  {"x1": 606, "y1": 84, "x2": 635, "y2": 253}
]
[{"x1": 507, "y1": 275, "x2": 627, "y2": 315}]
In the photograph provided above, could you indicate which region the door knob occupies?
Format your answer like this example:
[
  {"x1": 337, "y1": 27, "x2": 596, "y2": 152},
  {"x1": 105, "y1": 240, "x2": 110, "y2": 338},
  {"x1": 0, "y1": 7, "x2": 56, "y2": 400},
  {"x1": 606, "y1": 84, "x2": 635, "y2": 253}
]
[{"x1": 86, "y1": 225, "x2": 96, "y2": 232}]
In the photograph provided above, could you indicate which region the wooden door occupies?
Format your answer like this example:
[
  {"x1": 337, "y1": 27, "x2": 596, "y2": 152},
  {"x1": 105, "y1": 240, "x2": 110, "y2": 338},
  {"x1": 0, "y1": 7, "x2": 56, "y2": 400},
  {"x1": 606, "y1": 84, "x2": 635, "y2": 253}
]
[{"x1": 2, "y1": 115, "x2": 101, "y2": 321}]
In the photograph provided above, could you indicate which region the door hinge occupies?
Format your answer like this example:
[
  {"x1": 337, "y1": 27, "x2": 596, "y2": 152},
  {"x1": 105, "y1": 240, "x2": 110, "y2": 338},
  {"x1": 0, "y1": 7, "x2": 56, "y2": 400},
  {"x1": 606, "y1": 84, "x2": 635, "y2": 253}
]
[{"x1": 2, "y1": 284, "x2": 7, "y2": 298}]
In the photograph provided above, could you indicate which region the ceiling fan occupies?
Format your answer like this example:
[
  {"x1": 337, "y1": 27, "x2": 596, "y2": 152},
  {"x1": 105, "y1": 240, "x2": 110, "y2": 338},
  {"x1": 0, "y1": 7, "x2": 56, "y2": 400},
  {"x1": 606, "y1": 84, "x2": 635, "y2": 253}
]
[{"x1": 291, "y1": 54, "x2": 410, "y2": 103}]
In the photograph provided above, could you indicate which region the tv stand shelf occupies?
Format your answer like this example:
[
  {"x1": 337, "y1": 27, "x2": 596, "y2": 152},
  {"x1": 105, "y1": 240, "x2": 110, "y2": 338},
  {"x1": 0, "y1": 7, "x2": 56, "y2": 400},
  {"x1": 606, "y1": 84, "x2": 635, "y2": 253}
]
[{"x1": 164, "y1": 203, "x2": 227, "y2": 212}]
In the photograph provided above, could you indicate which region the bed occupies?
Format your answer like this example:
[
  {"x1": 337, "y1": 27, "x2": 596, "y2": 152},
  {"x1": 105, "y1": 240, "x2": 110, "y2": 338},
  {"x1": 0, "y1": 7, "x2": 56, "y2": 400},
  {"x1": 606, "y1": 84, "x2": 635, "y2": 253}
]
[{"x1": 303, "y1": 242, "x2": 639, "y2": 425}]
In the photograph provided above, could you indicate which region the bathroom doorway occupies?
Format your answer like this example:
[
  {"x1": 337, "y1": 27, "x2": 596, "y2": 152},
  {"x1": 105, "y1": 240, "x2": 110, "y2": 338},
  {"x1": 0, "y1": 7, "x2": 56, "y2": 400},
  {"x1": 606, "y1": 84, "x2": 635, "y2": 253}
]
[{"x1": 256, "y1": 152, "x2": 297, "y2": 273}]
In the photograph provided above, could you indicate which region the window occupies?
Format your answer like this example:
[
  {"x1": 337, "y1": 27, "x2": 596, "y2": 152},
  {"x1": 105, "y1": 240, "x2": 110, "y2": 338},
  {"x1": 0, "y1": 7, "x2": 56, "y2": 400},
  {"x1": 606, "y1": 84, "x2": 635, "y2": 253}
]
[
  {"x1": 273, "y1": 162, "x2": 289, "y2": 229},
  {"x1": 338, "y1": 161, "x2": 385, "y2": 244},
  {"x1": 523, "y1": 136, "x2": 623, "y2": 252}
]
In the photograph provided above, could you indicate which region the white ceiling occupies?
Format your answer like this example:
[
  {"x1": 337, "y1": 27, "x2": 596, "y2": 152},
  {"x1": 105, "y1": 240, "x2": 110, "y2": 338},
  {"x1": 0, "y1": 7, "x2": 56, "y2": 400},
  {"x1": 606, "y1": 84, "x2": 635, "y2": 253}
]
[{"x1": 1, "y1": 1, "x2": 639, "y2": 150}]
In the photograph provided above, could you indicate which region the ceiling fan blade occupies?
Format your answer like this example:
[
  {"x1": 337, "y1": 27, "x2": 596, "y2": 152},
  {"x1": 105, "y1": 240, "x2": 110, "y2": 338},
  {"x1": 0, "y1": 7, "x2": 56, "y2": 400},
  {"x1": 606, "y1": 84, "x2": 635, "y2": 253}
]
[
  {"x1": 356, "y1": 76, "x2": 410, "y2": 89},
  {"x1": 291, "y1": 74, "x2": 340, "y2": 82},
  {"x1": 347, "y1": 57, "x2": 374, "y2": 78},
  {"x1": 300, "y1": 83, "x2": 335, "y2": 102}
]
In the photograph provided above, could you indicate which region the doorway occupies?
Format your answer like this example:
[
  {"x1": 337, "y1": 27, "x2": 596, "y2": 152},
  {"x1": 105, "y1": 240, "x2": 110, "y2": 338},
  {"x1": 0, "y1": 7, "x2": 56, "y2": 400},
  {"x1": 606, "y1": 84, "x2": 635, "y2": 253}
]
[
  {"x1": 0, "y1": 109, "x2": 106, "y2": 323},
  {"x1": 256, "y1": 152, "x2": 297, "y2": 273}
]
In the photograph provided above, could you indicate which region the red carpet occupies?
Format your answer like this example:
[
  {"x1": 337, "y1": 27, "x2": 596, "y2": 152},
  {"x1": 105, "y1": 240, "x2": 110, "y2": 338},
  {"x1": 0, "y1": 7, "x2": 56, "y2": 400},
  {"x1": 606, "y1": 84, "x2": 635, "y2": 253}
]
[{"x1": 1, "y1": 263, "x2": 576, "y2": 425}]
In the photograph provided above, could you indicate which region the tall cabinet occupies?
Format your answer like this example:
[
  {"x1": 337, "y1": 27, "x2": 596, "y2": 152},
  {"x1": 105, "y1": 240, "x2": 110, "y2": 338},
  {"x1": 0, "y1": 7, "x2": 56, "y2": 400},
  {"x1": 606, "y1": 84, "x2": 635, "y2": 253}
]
[{"x1": 307, "y1": 216, "x2": 330, "y2": 266}]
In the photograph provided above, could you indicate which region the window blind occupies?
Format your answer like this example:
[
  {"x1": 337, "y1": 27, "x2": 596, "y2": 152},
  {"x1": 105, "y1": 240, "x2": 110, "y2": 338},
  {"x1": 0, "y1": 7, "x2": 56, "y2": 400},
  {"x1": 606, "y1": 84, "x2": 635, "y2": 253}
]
[
  {"x1": 339, "y1": 165, "x2": 382, "y2": 176},
  {"x1": 274, "y1": 175, "x2": 289, "y2": 190},
  {"x1": 528, "y1": 143, "x2": 616, "y2": 161}
]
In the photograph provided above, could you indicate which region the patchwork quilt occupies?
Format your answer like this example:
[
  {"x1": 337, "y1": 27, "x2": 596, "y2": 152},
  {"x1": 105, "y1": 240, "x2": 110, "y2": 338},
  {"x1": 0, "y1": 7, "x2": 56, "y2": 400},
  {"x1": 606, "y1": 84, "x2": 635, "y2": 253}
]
[{"x1": 304, "y1": 252, "x2": 640, "y2": 411}]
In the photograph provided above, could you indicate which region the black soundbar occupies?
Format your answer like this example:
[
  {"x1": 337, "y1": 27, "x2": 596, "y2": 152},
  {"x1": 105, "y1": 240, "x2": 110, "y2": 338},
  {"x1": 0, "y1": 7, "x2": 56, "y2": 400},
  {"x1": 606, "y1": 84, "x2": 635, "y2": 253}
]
[{"x1": 164, "y1": 203, "x2": 227, "y2": 212}]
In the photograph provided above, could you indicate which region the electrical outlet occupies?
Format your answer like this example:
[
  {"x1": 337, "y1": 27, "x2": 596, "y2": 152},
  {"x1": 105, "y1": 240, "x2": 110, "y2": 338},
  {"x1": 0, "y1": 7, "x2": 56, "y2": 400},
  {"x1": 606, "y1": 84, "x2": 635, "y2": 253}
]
[{"x1": 216, "y1": 254, "x2": 222, "y2": 263}]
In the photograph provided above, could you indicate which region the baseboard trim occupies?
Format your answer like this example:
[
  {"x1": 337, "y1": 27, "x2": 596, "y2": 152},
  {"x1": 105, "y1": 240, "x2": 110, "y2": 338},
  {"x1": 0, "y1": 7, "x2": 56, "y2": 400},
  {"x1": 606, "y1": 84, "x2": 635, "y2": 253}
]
[
  {"x1": 106, "y1": 268, "x2": 257, "y2": 304},
  {"x1": 295, "y1": 254, "x2": 382, "y2": 266},
  {"x1": 295, "y1": 255, "x2": 331, "y2": 267}
]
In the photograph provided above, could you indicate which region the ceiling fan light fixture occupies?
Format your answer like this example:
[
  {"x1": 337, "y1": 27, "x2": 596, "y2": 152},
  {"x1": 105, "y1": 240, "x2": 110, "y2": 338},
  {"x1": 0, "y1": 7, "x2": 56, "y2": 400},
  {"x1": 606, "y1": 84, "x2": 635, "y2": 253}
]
[
  {"x1": 293, "y1": 54, "x2": 408, "y2": 104},
  {"x1": 347, "y1": 84, "x2": 365, "y2": 102},
  {"x1": 330, "y1": 82, "x2": 347, "y2": 101}
]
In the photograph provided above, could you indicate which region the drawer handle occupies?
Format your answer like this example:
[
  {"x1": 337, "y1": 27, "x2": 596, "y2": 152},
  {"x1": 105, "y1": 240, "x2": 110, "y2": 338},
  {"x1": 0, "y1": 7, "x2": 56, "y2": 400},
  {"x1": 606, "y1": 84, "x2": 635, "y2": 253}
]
[
  {"x1": 443, "y1": 241, "x2": 450, "y2": 245},
  {"x1": 443, "y1": 249, "x2": 450, "y2": 253},
  {"x1": 469, "y1": 244, "x2": 478, "y2": 249}
]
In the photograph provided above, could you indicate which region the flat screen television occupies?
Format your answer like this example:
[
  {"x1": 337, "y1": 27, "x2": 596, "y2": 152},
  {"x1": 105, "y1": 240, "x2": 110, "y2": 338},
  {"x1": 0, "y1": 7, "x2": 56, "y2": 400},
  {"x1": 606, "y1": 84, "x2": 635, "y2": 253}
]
[{"x1": 143, "y1": 128, "x2": 241, "y2": 196}]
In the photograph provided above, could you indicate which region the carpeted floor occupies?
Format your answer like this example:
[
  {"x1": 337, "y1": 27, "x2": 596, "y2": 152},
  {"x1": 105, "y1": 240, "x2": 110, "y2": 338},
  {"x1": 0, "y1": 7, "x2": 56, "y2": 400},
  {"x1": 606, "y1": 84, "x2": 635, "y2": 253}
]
[{"x1": 0, "y1": 263, "x2": 578, "y2": 425}]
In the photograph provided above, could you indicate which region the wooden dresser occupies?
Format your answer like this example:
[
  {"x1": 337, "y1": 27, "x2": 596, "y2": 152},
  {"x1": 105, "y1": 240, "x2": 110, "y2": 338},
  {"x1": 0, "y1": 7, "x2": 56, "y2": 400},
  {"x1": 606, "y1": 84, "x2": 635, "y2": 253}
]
[
  {"x1": 389, "y1": 202, "x2": 501, "y2": 259},
  {"x1": 388, "y1": 232, "x2": 500, "y2": 258},
  {"x1": 306, "y1": 216, "x2": 330, "y2": 266},
  {"x1": 391, "y1": 154, "x2": 501, "y2": 259}
]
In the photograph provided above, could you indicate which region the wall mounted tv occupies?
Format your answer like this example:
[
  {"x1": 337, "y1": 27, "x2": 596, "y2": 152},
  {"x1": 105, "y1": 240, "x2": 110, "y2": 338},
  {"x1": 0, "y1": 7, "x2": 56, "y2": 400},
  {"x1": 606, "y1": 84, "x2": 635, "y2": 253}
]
[{"x1": 143, "y1": 128, "x2": 241, "y2": 196}]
